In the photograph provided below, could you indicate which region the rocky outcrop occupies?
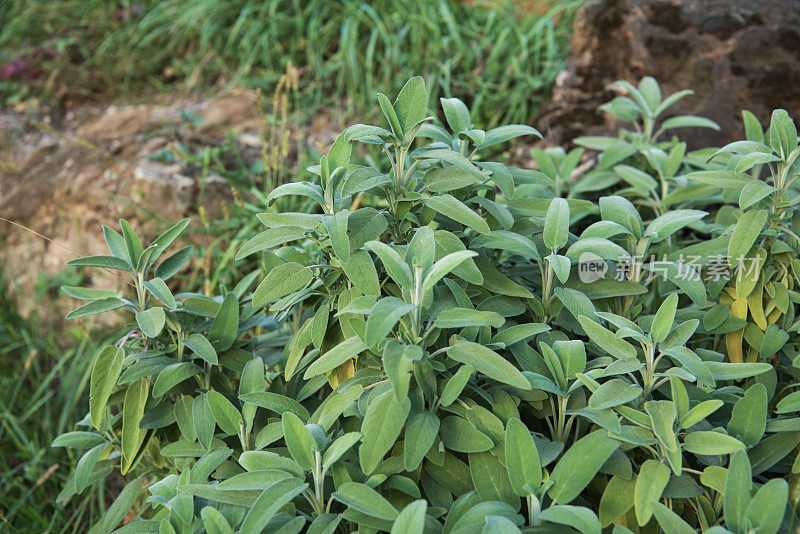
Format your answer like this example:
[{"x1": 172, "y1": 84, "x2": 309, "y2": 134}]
[
  {"x1": 0, "y1": 87, "x2": 347, "y2": 319},
  {"x1": 539, "y1": 0, "x2": 800, "y2": 149},
  {"x1": 0, "y1": 93, "x2": 256, "y2": 317}
]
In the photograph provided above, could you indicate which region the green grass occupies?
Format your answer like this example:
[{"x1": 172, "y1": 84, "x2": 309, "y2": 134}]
[
  {"x1": 0, "y1": 272, "x2": 114, "y2": 532},
  {"x1": 0, "y1": 0, "x2": 581, "y2": 126}
]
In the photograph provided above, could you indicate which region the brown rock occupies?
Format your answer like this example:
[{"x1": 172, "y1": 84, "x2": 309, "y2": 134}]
[
  {"x1": 0, "y1": 95, "x2": 234, "y2": 318},
  {"x1": 539, "y1": 0, "x2": 800, "y2": 149},
  {"x1": 198, "y1": 91, "x2": 260, "y2": 136},
  {"x1": 0, "y1": 89, "x2": 346, "y2": 320}
]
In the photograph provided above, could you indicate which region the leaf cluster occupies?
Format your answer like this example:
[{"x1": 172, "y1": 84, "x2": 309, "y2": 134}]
[{"x1": 56, "y1": 77, "x2": 800, "y2": 534}]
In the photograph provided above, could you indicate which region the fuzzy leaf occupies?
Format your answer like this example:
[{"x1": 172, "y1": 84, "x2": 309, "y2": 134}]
[
  {"x1": 549, "y1": 431, "x2": 619, "y2": 504},
  {"x1": 505, "y1": 418, "x2": 542, "y2": 496},
  {"x1": 447, "y1": 339, "x2": 529, "y2": 389},
  {"x1": 89, "y1": 346, "x2": 124, "y2": 430}
]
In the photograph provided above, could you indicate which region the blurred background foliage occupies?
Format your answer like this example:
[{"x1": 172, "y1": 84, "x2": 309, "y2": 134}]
[{"x1": 0, "y1": 0, "x2": 580, "y2": 126}]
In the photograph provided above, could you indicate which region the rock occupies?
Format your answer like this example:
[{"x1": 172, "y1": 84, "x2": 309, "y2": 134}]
[
  {"x1": 0, "y1": 88, "x2": 346, "y2": 320},
  {"x1": 0, "y1": 94, "x2": 241, "y2": 319},
  {"x1": 133, "y1": 159, "x2": 194, "y2": 209},
  {"x1": 539, "y1": 0, "x2": 800, "y2": 149},
  {"x1": 198, "y1": 91, "x2": 260, "y2": 136}
]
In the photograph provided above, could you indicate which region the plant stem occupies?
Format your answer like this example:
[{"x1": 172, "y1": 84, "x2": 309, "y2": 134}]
[{"x1": 527, "y1": 494, "x2": 541, "y2": 526}]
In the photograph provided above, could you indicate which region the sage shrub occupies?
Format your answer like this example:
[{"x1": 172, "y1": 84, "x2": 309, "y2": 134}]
[{"x1": 55, "y1": 77, "x2": 799, "y2": 534}]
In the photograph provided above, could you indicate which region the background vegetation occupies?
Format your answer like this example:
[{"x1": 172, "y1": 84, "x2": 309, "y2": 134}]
[{"x1": 0, "y1": 0, "x2": 579, "y2": 126}]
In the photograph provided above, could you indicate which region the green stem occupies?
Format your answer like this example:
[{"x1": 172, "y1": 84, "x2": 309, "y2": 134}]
[
  {"x1": 542, "y1": 258, "x2": 554, "y2": 320},
  {"x1": 238, "y1": 424, "x2": 248, "y2": 452},
  {"x1": 313, "y1": 451, "x2": 325, "y2": 516},
  {"x1": 402, "y1": 159, "x2": 421, "y2": 188},
  {"x1": 411, "y1": 265, "x2": 424, "y2": 339},
  {"x1": 135, "y1": 272, "x2": 146, "y2": 311},
  {"x1": 642, "y1": 343, "x2": 656, "y2": 399},
  {"x1": 527, "y1": 494, "x2": 541, "y2": 526},
  {"x1": 644, "y1": 116, "x2": 655, "y2": 143},
  {"x1": 556, "y1": 395, "x2": 569, "y2": 442}
]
